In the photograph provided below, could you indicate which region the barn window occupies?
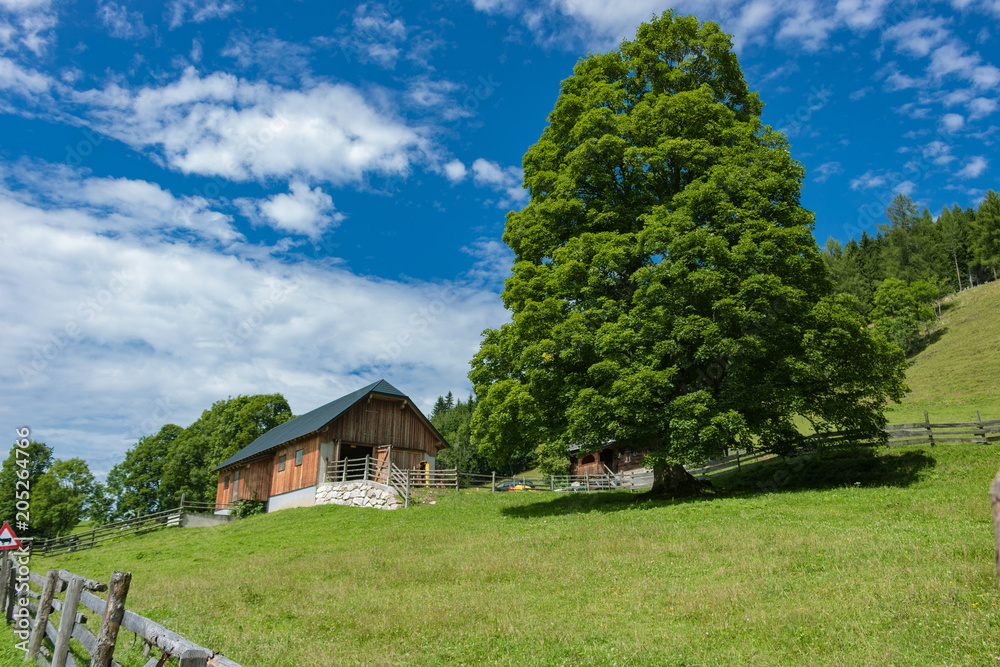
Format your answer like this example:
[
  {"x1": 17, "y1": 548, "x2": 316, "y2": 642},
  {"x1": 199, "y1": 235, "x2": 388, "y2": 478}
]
[
  {"x1": 295, "y1": 448, "x2": 303, "y2": 466},
  {"x1": 278, "y1": 454, "x2": 286, "y2": 471},
  {"x1": 581, "y1": 454, "x2": 596, "y2": 465},
  {"x1": 224, "y1": 474, "x2": 229, "y2": 489}
]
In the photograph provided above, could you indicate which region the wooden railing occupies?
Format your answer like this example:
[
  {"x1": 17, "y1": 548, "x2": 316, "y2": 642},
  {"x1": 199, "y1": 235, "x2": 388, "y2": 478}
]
[
  {"x1": 31, "y1": 500, "x2": 232, "y2": 557},
  {"x1": 325, "y1": 456, "x2": 464, "y2": 507},
  {"x1": 2, "y1": 554, "x2": 241, "y2": 667}
]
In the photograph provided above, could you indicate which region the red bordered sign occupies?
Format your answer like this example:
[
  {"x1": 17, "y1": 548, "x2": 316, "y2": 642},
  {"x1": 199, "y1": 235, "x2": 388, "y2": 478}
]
[{"x1": 0, "y1": 522, "x2": 22, "y2": 550}]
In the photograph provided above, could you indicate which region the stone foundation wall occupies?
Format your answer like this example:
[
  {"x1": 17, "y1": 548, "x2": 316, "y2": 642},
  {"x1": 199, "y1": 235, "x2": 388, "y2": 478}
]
[{"x1": 315, "y1": 481, "x2": 403, "y2": 510}]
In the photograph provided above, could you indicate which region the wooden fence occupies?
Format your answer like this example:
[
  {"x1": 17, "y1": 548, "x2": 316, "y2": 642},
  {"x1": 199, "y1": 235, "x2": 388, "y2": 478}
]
[
  {"x1": 1, "y1": 554, "x2": 241, "y2": 667},
  {"x1": 805, "y1": 411, "x2": 1000, "y2": 448},
  {"x1": 31, "y1": 499, "x2": 232, "y2": 557}
]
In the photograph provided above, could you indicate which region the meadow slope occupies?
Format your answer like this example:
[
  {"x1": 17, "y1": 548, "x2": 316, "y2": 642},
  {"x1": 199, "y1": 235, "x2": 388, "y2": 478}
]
[
  {"x1": 887, "y1": 279, "x2": 1000, "y2": 424},
  {"x1": 18, "y1": 444, "x2": 1000, "y2": 667}
]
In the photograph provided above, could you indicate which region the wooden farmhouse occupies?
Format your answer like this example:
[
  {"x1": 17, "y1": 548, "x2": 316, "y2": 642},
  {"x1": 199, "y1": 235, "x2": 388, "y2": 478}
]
[
  {"x1": 212, "y1": 380, "x2": 447, "y2": 512},
  {"x1": 567, "y1": 443, "x2": 648, "y2": 476}
]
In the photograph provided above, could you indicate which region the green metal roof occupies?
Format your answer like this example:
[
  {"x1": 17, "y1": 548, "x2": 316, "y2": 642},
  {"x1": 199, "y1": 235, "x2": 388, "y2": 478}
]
[{"x1": 212, "y1": 379, "x2": 425, "y2": 472}]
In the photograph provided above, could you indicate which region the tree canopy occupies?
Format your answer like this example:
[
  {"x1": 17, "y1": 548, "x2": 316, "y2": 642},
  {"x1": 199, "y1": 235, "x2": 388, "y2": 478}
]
[
  {"x1": 0, "y1": 442, "x2": 98, "y2": 538},
  {"x1": 468, "y1": 11, "x2": 907, "y2": 493},
  {"x1": 105, "y1": 393, "x2": 293, "y2": 518}
]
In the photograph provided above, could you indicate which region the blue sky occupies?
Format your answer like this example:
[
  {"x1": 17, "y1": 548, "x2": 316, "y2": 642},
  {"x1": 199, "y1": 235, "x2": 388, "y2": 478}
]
[{"x1": 1, "y1": 0, "x2": 997, "y2": 477}]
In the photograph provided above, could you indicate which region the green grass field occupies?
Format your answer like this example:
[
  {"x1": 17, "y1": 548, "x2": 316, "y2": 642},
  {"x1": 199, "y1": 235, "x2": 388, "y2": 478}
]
[
  {"x1": 19, "y1": 443, "x2": 1000, "y2": 667},
  {"x1": 886, "y1": 280, "x2": 1000, "y2": 425},
  {"x1": 9, "y1": 282, "x2": 1000, "y2": 666}
]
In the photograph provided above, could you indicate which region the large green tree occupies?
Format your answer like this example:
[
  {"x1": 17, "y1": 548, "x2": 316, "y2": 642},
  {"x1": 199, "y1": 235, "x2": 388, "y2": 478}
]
[
  {"x1": 105, "y1": 424, "x2": 181, "y2": 518},
  {"x1": 158, "y1": 393, "x2": 293, "y2": 507},
  {"x1": 468, "y1": 11, "x2": 907, "y2": 494}
]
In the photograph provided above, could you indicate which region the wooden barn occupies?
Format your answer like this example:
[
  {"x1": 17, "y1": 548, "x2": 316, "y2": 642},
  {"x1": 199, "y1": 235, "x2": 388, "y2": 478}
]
[
  {"x1": 567, "y1": 443, "x2": 648, "y2": 476},
  {"x1": 212, "y1": 380, "x2": 447, "y2": 512}
]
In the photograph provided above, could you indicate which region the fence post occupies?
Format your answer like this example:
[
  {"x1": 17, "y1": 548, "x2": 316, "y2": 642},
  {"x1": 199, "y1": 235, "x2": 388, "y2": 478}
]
[
  {"x1": 26, "y1": 569, "x2": 60, "y2": 660},
  {"x1": 90, "y1": 570, "x2": 132, "y2": 667},
  {"x1": 991, "y1": 468, "x2": 1000, "y2": 587},
  {"x1": 491, "y1": 472, "x2": 495, "y2": 492},
  {"x1": 925, "y1": 411, "x2": 934, "y2": 447},
  {"x1": 364, "y1": 455, "x2": 369, "y2": 482},
  {"x1": 404, "y1": 469, "x2": 410, "y2": 509},
  {"x1": 177, "y1": 648, "x2": 210, "y2": 667},
  {"x1": 0, "y1": 554, "x2": 9, "y2": 622},
  {"x1": 978, "y1": 410, "x2": 986, "y2": 444},
  {"x1": 4, "y1": 552, "x2": 15, "y2": 624},
  {"x1": 52, "y1": 576, "x2": 84, "y2": 667}
]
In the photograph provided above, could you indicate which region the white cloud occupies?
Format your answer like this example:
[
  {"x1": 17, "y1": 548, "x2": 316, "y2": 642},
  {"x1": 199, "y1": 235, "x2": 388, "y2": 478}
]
[
  {"x1": 97, "y1": 1, "x2": 149, "y2": 40},
  {"x1": 166, "y1": 0, "x2": 240, "y2": 29},
  {"x1": 0, "y1": 56, "x2": 51, "y2": 94},
  {"x1": 940, "y1": 112, "x2": 965, "y2": 132},
  {"x1": 221, "y1": 31, "x2": 311, "y2": 83},
  {"x1": 2, "y1": 164, "x2": 242, "y2": 244},
  {"x1": 460, "y1": 238, "x2": 513, "y2": 285},
  {"x1": 922, "y1": 140, "x2": 955, "y2": 164},
  {"x1": 895, "y1": 179, "x2": 917, "y2": 196},
  {"x1": 835, "y1": 0, "x2": 888, "y2": 31},
  {"x1": 850, "y1": 169, "x2": 890, "y2": 190},
  {"x1": 469, "y1": 0, "x2": 896, "y2": 54},
  {"x1": 883, "y1": 16, "x2": 950, "y2": 58},
  {"x1": 849, "y1": 86, "x2": 872, "y2": 101},
  {"x1": 337, "y1": 3, "x2": 407, "y2": 69},
  {"x1": 471, "y1": 158, "x2": 527, "y2": 207},
  {"x1": 242, "y1": 181, "x2": 343, "y2": 239},
  {"x1": 956, "y1": 155, "x2": 988, "y2": 178},
  {"x1": 80, "y1": 68, "x2": 431, "y2": 185},
  {"x1": 0, "y1": 173, "x2": 506, "y2": 473},
  {"x1": 812, "y1": 161, "x2": 843, "y2": 183},
  {"x1": 443, "y1": 159, "x2": 467, "y2": 183},
  {"x1": 0, "y1": 0, "x2": 56, "y2": 55},
  {"x1": 968, "y1": 96, "x2": 998, "y2": 119}
]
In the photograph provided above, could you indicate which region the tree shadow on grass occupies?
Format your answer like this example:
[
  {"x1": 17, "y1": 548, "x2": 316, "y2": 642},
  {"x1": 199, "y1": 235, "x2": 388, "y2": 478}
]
[{"x1": 499, "y1": 448, "x2": 937, "y2": 519}]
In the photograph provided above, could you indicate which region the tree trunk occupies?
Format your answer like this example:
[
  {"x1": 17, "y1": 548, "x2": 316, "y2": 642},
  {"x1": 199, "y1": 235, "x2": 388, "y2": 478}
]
[
  {"x1": 954, "y1": 252, "x2": 962, "y2": 291},
  {"x1": 648, "y1": 463, "x2": 709, "y2": 496}
]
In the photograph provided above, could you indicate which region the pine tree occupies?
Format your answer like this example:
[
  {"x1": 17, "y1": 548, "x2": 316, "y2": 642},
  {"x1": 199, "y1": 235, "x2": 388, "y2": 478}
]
[{"x1": 972, "y1": 190, "x2": 1000, "y2": 282}]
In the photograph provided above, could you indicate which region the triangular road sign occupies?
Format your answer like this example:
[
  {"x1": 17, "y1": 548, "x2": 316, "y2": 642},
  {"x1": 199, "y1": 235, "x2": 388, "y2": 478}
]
[{"x1": 0, "y1": 523, "x2": 22, "y2": 550}]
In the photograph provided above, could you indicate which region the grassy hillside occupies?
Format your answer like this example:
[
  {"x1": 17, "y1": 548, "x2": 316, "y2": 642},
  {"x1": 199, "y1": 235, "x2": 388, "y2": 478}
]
[
  {"x1": 887, "y1": 279, "x2": 1000, "y2": 424},
  {"x1": 21, "y1": 444, "x2": 1000, "y2": 666}
]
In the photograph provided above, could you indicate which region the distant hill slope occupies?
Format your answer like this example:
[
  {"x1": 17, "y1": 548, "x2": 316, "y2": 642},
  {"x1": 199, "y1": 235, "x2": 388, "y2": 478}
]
[{"x1": 888, "y1": 279, "x2": 1000, "y2": 423}]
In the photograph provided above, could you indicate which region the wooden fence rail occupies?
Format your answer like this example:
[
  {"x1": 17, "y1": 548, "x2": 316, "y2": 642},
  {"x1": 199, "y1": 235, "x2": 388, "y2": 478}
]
[
  {"x1": 31, "y1": 499, "x2": 233, "y2": 557},
  {"x1": 806, "y1": 411, "x2": 1000, "y2": 448},
  {"x1": 2, "y1": 554, "x2": 241, "y2": 667}
]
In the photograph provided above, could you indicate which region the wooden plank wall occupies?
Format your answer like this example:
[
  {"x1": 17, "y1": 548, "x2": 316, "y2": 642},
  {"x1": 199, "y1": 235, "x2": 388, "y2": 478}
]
[
  {"x1": 214, "y1": 458, "x2": 273, "y2": 505},
  {"x1": 327, "y1": 397, "x2": 443, "y2": 455},
  {"x1": 240, "y1": 458, "x2": 273, "y2": 501},
  {"x1": 271, "y1": 433, "x2": 321, "y2": 496}
]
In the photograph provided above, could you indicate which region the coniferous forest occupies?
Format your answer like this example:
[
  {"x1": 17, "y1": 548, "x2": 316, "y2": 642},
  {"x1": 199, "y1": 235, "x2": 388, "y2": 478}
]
[{"x1": 821, "y1": 190, "x2": 1000, "y2": 354}]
